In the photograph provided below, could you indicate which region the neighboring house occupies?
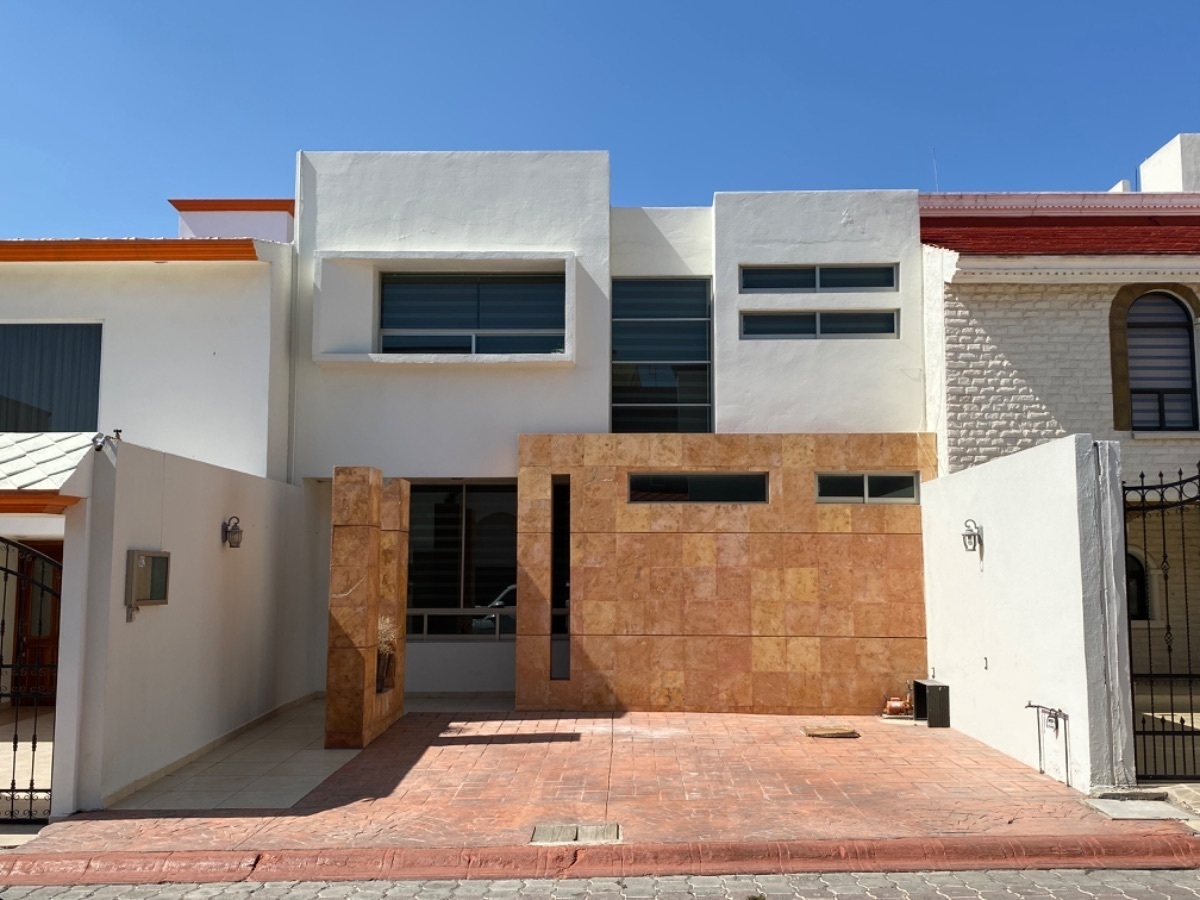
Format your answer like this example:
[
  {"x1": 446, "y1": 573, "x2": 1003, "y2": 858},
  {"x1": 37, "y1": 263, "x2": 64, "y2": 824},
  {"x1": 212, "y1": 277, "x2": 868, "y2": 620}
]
[{"x1": 3, "y1": 135, "x2": 1200, "y2": 814}]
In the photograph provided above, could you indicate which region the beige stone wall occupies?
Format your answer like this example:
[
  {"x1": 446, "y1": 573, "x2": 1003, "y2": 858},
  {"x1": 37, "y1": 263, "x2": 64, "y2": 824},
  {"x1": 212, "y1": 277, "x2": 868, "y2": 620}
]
[
  {"x1": 326, "y1": 467, "x2": 409, "y2": 748},
  {"x1": 515, "y1": 433, "x2": 936, "y2": 715}
]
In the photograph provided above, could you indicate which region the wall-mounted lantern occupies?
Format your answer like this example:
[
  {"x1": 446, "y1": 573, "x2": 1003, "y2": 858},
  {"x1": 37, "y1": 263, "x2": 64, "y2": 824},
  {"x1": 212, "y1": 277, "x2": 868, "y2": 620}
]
[
  {"x1": 962, "y1": 518, "x2": 983, "y2": 553},
  {"x1": 222, "y1": 516, "x2": 244, "y2": 549}
]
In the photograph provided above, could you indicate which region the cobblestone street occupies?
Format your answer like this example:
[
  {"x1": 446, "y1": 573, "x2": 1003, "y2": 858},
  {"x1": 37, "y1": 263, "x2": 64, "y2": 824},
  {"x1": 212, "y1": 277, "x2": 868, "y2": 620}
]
[{"x1": 5, "y1": 870, "x2": 1200, "y2": 899}]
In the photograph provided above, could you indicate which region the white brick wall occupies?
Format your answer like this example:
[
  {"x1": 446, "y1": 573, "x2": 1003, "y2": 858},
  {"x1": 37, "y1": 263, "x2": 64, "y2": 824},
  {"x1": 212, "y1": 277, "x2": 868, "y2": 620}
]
[{"x1": 943, "y1": 282, "x2": 1200, "y2": 479}]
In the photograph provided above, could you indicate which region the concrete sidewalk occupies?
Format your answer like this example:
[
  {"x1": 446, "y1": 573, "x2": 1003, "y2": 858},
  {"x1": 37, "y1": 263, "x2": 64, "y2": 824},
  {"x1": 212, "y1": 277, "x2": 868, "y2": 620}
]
[{"x1": 3, "y1": 710, "x2": 1197, "y2": 884}]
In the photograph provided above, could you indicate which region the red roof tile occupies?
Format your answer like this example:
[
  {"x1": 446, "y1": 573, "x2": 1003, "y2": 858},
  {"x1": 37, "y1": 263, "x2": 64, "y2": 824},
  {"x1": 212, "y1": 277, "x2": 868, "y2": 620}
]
[{"x1": 920, "y1": 216, "x2": 1200, "y2": 255}]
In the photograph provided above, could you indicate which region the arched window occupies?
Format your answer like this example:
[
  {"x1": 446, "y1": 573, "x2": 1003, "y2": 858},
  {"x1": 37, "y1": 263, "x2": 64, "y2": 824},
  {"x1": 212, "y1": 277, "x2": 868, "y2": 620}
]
[
  {"x1": 1127, "y1": 292, "x2": 1198, "y2": 431},
  {"x1": 1126, "y1": 552, "x2": 1149, "y2": 620}
]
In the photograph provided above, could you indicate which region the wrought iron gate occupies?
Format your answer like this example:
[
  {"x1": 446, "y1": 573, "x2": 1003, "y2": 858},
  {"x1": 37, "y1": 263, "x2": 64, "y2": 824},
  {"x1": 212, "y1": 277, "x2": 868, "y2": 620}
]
[
  {"x1": 1124, "y1": 467, "x2": 1200, "y2": 780},
  {"x1": 0, "y1": 537, "x2": 60, "y2": 818}
]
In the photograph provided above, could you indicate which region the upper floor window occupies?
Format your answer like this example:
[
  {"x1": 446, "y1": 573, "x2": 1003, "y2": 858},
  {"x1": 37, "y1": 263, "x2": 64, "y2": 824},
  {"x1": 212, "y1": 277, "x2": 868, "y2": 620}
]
[
  {"x1": 379, "y1": 275, "x2": 565, "y2": 354},
  {"x1": 611, "y1": 279, "x2": 712, "y2": 433},
  {"x1": 1127, "y1": 292, "x2": 1198, "y2": 431},
  {"x1": 741, "y1": 310, "x2": 897, "y2": 339},
  {"x1": 740, "y1": 265, "x2": 897, "y2": 292},
  {"x1": 0, "y1": 324, "x2": 102, "y2": 432}
]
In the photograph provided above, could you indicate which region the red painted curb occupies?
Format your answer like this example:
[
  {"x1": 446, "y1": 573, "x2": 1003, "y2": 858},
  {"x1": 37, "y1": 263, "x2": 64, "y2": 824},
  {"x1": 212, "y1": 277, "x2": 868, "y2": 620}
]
[{"x1": 1, "y1": 834, "x2": 1198, "y2": 886}]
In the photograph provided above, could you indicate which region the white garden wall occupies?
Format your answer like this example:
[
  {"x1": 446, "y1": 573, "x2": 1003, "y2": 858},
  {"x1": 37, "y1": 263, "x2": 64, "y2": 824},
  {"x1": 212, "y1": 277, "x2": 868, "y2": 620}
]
[
  {"x1": 55, "y1": 442, "x2": 327, "y2": 812},
  {"x1": 922, "y1": 434, "x2": 1134, "y2": 791}
]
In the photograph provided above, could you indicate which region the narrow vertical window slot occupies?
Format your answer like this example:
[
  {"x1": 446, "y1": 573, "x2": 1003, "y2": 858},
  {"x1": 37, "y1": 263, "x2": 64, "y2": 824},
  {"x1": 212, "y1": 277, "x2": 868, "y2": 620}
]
[{"x1": 550, "y1": 477, "x2": 571, "y2": 679}]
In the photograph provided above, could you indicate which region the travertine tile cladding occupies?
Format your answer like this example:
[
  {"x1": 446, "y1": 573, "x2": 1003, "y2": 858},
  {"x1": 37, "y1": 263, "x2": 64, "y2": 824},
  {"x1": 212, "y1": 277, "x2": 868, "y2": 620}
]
[{"x1": 515, "y1": 433, "x2": 936, "y2": 715}]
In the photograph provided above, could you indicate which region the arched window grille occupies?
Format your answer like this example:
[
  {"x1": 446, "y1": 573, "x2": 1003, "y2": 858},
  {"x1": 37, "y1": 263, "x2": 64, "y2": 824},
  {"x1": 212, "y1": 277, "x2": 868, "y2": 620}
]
[{"x1": 1127, "y1": 292, "x2": 1199, "y2": 431}]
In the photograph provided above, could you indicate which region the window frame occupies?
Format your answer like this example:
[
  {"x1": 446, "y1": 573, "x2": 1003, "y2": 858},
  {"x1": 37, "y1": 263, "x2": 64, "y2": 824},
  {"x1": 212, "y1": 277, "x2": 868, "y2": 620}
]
[
  {"x1": 814, "y1": 472, "x2": 920, "y2": 505},
  {"x1": 739, "y1": 264, "x2": 899, "y2": 294},
  {"x1": 740, "y1": 310, "x2": 900, "y2": 340}
]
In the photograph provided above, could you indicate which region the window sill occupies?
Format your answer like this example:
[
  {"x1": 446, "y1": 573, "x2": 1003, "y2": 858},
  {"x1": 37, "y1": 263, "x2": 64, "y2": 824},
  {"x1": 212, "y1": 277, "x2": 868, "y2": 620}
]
[
  {"x1": 1131, "y1": 432, "x2": 1200, "y2": 440},
  {"x1": 314, "y1": 352, "x2": 575, "y2": 368}
]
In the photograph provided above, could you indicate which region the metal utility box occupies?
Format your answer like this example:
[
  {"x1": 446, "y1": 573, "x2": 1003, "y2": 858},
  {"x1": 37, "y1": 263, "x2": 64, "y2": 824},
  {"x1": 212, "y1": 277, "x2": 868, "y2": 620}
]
[{"x1": 913, "y1": 679, "x2": 950, "y2": 728}]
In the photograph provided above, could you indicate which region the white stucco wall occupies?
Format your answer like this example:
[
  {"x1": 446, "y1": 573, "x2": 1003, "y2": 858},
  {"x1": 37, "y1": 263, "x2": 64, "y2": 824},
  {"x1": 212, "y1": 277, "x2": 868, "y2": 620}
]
[
  {"x1": 0, "y1": 515, "x2": 65, "y2": 541},
  {"x1": 0, "y1": 251, "x2": 292, "y2": 479},
  {"x1": 178, "y1": 211, "x2": 294, "y2": 243},
  {"x1": 712, "y1": 191, "x2": 925, "y2": 433},
  {"x1": 56, "y1": 442, "x2": 326, "y2": 810},
  {"x1": 940, "y1": 279, "x2": 1200, "y2": 476},
  {"x1": 921, "y1": 435, "x2": 1134, "y2": 791},
  {"x1": 611, "y1": 207, "x2": 712, "y2": 277},
  {"x1": 292, "y1": 151, "x2": 611, "y2": 479},
  {"x1": 1139, "y1": 134, "x2": 1200, "y2": 192},
  {"x1": 922, "y1": 247, "x2": 956, "y2": 475}
]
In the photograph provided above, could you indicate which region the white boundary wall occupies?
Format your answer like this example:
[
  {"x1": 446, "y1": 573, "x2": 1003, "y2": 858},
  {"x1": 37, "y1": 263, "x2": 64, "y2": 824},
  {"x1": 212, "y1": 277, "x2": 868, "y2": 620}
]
[
  {"x1": 54, "y1": 442, "x2": 327, "y2": 813},
  {"x1": 921, "y1": 434, "x2": 1134, "y2": 791}
]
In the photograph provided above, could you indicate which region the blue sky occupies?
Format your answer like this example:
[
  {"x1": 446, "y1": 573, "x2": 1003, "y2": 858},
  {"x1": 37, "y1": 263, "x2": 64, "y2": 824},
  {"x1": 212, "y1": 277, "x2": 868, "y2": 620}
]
[{"x1": 2, "y1": 1, "x2": 1199, "y2": 239}]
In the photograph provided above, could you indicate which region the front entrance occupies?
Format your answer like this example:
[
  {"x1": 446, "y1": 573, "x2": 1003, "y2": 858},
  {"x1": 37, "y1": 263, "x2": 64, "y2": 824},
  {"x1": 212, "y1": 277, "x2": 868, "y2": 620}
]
[
  {"x1": 0, "y1": 536, "x2": 60, "y2": 819},
  {"x1": 1124, "y1": 468, "x2": 1200, "y2": 780}
]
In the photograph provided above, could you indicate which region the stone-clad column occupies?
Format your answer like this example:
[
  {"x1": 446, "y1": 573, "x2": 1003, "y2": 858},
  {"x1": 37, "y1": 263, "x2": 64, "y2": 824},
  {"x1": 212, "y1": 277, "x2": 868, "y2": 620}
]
[
  {"x1": 369, "y1": 477, "x2": 409, "y2": 741},
  {"x1": 326, "y1": 466, "x2": 382, "y2": 749}
]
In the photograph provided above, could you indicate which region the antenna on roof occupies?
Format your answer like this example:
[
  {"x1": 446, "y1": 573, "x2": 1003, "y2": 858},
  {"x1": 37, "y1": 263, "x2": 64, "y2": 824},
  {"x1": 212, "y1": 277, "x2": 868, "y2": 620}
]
[{"x1": 932, "y1": 148, "x2": 941, "y2": 193}]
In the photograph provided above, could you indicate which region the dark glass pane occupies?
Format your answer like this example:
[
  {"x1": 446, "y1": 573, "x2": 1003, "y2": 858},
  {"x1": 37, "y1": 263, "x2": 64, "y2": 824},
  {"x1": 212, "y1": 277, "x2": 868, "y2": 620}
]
[
  {"x1": 612, "y1": 280, "x2": 710, "y2": 319},
  {"x1": 612, "y1": 321, "x2": 709, "y2": 361},
  {"x1": 1128, "y1": 293, "x2": 1191, "y2": 325},
  {"x1": 1163, "y1": 393, "x2": 1197, "y2": 429},
  {"x1": 1128, "y1": 328, "x2": 1194, "y2": 388},
  {"x1": 1131, "y1": 393, "x2": 1163, "y2": 430},
  {"x1": 463, "y1": 485, "x2": 517, "y2": 617},
  {"x1": 0, "y1": 324, "x2": 101, "y2": 431},
  {"x1": 475, "y1": 334, "x2": 565, "y2": 353},
  {"x1": 818, "y1": 266, "x2": 896, "y2": 289},
  {"x1": 478, "y1": 279, "x2": 565, "y2": 330},
  {"x1": 741, "y1": 267, "x2": 816, "y2": 291},
  {"x1": 552, "y1": 481, "x2": 571, "y2": 610},
  {"x1": 381, "y1": 335, "x2": 473, "y2": 354},
  {"x1": 820, "y1": 312, "x2": 897, "y2": 335},
  {"x1": 629, "y1": 473, "x2": 767, "y2": 503},
  {"x1": 611, "y1": 405, "x2": 711, "y2": 433},
  {"x1": 1127, "y1": 554, "x2": 1148, "y2": 620},
  {"x1": 408, "y1": 486, "x2": 463, "y2": 609},
  {"x1": 741, "y1": 314, "x2": 817, "y2": 337},
  {"x1": 817, "y1": 474, "x2": 865, "y2": 501},
  {"x1": 611, "y1": 364, "x2": 710, "y2": 404},
  {"x1": 380, "y1": 279, "x2": 478, "y2": 330},
  {"x1": 867, "y1": 474, "x2": 917, "y2": 501}
]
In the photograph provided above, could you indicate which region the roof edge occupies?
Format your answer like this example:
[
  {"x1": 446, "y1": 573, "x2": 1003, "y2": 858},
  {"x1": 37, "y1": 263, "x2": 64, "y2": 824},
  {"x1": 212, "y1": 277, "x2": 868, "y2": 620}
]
[
  {"x1": 0, "y1": 239, "x2": 261, "y2": 262},
  {"x1": 169, "y1": 199, "x2": 295, "y2": 215},
  {"x1": 921, "y1": 192, "x2": 1200, "y2": 217}
]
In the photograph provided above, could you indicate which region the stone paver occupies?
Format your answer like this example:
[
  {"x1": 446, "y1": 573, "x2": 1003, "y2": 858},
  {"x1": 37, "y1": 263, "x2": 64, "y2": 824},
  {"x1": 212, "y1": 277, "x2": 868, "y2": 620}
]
[
  {"x1": 4, "y1": 871, "x2": 1200, "y2": 899},
  {"x1": 19, "y1": 712, "x2": 1189, "y2": 856}
]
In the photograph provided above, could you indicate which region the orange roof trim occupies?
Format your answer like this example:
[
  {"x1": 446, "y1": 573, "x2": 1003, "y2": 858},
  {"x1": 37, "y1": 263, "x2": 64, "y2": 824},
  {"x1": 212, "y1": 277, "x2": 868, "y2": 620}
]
[
  {"x1": 0, "y1": 491, "x2": 81, "y2": 515},
  {"x1": 169, "y1": 198, "x2": 295, "y2": 215},
  {"x1": 0, "y1": 239, "x2": 260, "y2": 262}
]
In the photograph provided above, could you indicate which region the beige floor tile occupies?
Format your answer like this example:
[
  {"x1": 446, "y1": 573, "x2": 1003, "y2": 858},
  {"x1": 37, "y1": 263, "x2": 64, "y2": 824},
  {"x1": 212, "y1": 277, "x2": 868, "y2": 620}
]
[{"x1": 141, "y1": 790, "x2": 235, "y2": 809}]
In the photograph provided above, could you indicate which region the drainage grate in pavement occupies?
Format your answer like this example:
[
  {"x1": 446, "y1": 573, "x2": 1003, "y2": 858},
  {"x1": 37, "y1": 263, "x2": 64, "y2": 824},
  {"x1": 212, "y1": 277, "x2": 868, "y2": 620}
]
[{"x1": 530, "y1": 823, "x2": 620, "y2": 844}]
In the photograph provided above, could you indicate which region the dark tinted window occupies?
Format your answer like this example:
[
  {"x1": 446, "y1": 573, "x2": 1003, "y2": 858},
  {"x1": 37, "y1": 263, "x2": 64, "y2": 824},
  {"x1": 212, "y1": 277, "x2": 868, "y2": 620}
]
[
  {"x1": 867, "y1": 474, "x2": 917, "y2": 500},
  {"x1": 612, "y1": 321, "x2": 709, "y2": 362},
  {"x1": 742, "y1": 314, "x2": 817, "y2": 337},
  {"x1": 818, "y1": 266, "x2": 896, "y2": 289},
  {"x1": 741, "y1": 267, "x2": 816, "y2": 291},
  {"x1": 611, "y1": 406, "x2": 711, "y2": 433},
  {"x1": 817, "y1": 473, "x2": 918, "y2": 504},
  {"x1": 0, "y1": 324, "x2": 102, "y2": 431},
  {"x1": 816, "y1": 474, "x2": 865, "y2": 501},
  {"x1": 629, "y1": 473, "x2": 768, "y2": 503},
  {"x1": 819, "y1": 311, "x2": 897, "y2": 335},
  {"x1": 612, "y1": 280, "x2": 709, "y2": 319},
  {"x1": 611, "y1": 364, "x2": 710, "y2": 405},
  {"x1": 1128, "y1": 292, "x2": 1197, "y2": 430}
]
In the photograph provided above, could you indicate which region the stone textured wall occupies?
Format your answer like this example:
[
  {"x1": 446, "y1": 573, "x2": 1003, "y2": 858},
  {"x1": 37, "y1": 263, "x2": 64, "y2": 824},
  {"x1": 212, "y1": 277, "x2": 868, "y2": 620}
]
[
  {"x1": 515, "y1": 433, "x2": 936, "y2": 715},
  {"x1": 326, "y1": 467, "x2": 409, "y2": 748},
  {"x1": 944, "y1": 282, "x2": 1200, "y2": 477}
]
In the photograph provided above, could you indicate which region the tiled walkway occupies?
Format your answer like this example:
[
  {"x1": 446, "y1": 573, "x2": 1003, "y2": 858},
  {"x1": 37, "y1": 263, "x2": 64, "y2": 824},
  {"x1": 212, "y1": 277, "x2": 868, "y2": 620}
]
[
  {"x1": 20, "y1": 709, "x2": 1190, "y2": 857},
  {"x1": 110, "y1": 700, "x2": 357, "y2": 811}
]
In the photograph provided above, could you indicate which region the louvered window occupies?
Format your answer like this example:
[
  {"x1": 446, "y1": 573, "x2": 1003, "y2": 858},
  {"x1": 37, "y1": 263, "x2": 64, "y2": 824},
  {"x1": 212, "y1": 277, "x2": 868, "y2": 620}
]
[{"x1": 1128, "y1": 293, "x2": 1198, "y2": 431}]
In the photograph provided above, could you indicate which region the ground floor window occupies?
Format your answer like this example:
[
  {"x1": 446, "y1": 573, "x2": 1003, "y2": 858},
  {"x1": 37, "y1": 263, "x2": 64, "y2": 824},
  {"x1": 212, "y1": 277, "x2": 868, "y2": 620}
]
[{"x1": 408, "y1": 483, "x2": 516, "y2": 637}]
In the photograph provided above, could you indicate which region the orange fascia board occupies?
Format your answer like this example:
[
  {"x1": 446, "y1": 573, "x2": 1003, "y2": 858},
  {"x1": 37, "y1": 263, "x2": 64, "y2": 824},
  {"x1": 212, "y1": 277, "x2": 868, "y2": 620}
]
[
  {"x1": 0, "y1": 239, "x2": 260, "y2": 262},
  {"x1": 169, "y1": 198, "x2": 295, "y2": 215},
  {"x1": 0, "y1": 491, "x2": 80, "y2": 514}
]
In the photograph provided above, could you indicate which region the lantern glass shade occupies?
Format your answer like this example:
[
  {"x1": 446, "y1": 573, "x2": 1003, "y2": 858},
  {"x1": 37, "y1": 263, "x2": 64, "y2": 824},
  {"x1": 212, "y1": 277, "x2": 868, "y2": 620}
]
[{"x1": 223, "y1": 516, "x2": 244, "y2": 549}]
